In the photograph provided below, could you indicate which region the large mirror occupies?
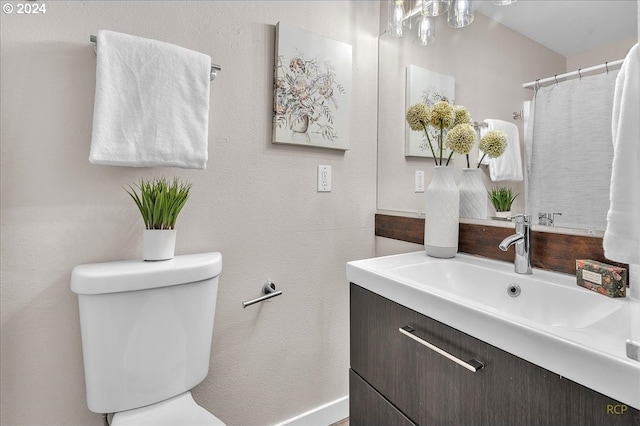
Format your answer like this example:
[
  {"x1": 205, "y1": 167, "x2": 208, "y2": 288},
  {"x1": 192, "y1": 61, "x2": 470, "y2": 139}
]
[{"x1": 377, "y1": 0, "x2": 638, "y2": 234}]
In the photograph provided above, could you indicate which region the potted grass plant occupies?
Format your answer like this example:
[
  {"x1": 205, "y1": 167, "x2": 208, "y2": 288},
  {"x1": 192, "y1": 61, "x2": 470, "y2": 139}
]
[
  {"x1": 125, "y1": 177, "x2": 192, "y2": 261},
  {"x1": 488, "y1": 186, "x2": 518, "y2": 218}
]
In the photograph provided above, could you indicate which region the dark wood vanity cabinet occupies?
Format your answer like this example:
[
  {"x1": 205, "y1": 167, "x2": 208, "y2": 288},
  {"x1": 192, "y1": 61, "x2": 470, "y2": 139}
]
[{"x1": 350, "y1": 283, "x2": 640, "y2": 426}]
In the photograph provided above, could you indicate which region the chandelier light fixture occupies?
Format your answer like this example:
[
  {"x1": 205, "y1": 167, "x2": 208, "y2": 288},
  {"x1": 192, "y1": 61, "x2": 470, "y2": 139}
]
[
  {"x1": 389, "y1": 0, "x2": 406, "y2": 37},
  {"x1": 447, "y1": 0, "x2": 474, "y2": 29},
  {"x1": 417, "y1": 11, "x2": 437, "y2": 45},
  {"x1": 387, "y1": 0, "x2": 518, "y2": 44}
]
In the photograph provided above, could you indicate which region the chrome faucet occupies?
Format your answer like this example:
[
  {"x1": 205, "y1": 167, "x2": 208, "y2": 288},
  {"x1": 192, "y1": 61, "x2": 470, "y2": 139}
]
[{"x1": 499, "y1": 214, "x2": 532, "y2": 275}]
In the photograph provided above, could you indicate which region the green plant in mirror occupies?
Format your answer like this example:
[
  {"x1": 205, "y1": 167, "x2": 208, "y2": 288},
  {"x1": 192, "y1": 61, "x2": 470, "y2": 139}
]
[
  {"x1": 488, "y1": 186, "x2": 518, "y2": 212},
  {"x1": 125, "y1": 177, "x2": 192, "y2": 230}
]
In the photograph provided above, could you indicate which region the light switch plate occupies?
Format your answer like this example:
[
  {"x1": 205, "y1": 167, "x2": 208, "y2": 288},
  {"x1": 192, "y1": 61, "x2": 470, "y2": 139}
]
[
  {"x1": 415, "y1": 170, "x2": 425, "y2": 192},
  {"x1": 318, "y1": 165, "x2": 331, "y2": 192}
]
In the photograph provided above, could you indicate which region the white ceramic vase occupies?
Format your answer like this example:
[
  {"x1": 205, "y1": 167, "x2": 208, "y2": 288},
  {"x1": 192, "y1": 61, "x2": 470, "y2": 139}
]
[
  {"x1": 424, "y1": 166, "x2": 459, "y2": 258},
  {"x1": 458, "y1": 168, "x2": 488, "y2": 219},
  {"x1": 143, "y1": 229, "x2": 176, "y2": 261}
]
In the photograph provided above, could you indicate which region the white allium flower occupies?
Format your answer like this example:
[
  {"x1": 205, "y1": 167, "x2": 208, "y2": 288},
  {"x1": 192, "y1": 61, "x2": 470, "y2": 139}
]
[
  {"x1": 406, "y1": 103, "x2": 431, "y2": 131},
  {"x1": 452, "y1": 105, "x2": 472, "y2": 127},
  {"x1": 429, "y1": 101, "x2": 455, "y2": 129},
  {"x1": 479, "y1": 130, "x2": 507, "y2": 158},
  {"x1": 446, "y1": 124, "x2": 476, "y2": 155}
]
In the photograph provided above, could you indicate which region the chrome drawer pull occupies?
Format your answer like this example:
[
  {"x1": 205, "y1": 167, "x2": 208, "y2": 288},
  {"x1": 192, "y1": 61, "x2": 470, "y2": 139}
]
[{"x1": 399, "y1": 325, "x2": 484, "y2": 373}]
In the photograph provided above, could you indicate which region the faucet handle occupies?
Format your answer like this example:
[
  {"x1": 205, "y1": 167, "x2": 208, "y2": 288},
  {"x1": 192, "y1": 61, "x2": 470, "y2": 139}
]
[
  {"x1": 508, "y1": 214, "x2": 531, "y2": 224},
  {"x1": 538, "y1": 212, "x2": 562, "y2": 225}
]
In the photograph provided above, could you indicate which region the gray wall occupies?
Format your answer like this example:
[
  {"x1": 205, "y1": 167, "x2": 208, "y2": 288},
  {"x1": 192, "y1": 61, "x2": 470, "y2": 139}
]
[{"x1": 0, "y1": 2, "x2": 379, "y2": 424}]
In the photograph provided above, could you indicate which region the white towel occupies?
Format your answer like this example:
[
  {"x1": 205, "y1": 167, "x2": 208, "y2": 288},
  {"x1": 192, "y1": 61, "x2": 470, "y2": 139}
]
[
  {"x1": 478, "y1": 119, "x2": 523, "y2": 181},
  {"x1": 604, "y1": 43, "x2": 640, "y2": 264},
  {"x1": 90, "y1": 30, "x2": 211, "y2": 169}
]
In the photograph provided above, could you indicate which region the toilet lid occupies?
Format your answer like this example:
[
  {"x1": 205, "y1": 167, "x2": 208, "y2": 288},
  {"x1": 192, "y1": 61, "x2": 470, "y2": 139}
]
[{"x1": 110, "y1": 392, "x2": 225, "y2": 426}]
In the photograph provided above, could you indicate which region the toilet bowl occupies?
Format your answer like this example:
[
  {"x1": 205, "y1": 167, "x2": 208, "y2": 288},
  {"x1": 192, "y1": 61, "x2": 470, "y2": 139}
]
[
  {"x1": 111, "y1": 392, "x2": 225, "y2": 426},
  {"x1": 71, "y1": 252, "x2": 224, "y2": 424}
]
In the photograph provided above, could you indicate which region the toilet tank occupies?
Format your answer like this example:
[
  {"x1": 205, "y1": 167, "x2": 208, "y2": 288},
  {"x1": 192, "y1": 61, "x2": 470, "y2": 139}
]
[{"x1": 71, "y1": 252, "x2": 222, "y2": 414}]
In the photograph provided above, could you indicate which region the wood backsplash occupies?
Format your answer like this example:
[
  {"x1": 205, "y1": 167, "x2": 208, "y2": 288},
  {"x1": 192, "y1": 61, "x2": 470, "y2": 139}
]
[{"x1": 375, "y1": 213, "x2": 628, "y2": 276}]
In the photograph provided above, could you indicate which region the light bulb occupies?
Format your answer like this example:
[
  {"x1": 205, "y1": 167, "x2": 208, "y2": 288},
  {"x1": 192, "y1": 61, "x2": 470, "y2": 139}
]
[
  {"x1": 417, "y1": 13, "x2": 436, "y2": 46},
  {"x1": 389, "y1": 0, "x2": 405, "y2": 37},
  {"x1": 448, "y1": 0, "x2": 474, "y2": 29},
  {"x1": 424, "y1": 0, "x2": 450, "y2": 17}
]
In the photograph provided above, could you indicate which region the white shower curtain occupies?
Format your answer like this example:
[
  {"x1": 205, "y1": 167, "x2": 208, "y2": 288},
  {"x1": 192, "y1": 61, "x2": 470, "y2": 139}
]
[{"x1": 525, "y1": 71, "x2": 619, "y2": 231}]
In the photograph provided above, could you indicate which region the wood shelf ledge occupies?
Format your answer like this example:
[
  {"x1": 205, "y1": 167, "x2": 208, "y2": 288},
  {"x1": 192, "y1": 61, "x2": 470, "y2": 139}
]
[{"x1": 375, "y1": 213, "x2": 628, "y2": 277}]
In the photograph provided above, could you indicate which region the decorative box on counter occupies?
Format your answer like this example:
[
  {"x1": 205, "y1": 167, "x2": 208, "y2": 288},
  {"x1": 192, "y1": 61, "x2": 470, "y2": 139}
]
[{"x1": 576, "y1": 260, "x2": 627, "y2": 298}]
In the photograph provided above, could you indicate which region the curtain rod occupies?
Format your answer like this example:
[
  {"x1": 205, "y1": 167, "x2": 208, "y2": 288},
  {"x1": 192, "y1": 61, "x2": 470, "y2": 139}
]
[{"x1": 522, "y1": 59, "x2": 624, "y2": 89}]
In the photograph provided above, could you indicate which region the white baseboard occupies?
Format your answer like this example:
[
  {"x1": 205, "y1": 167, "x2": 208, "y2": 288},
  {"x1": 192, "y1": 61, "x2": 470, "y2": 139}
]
[{"x1": 273, "y1": 395, "x2": 349, "y2": 426}]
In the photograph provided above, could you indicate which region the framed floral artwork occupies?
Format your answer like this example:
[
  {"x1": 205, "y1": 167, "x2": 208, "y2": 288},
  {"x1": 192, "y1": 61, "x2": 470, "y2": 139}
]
[
  {"x1": 405, "y1": 65, "x2": 455, "y2": 157},
  {"x1": 273, "y1": 22, "x2": 352, "y2": 150}
]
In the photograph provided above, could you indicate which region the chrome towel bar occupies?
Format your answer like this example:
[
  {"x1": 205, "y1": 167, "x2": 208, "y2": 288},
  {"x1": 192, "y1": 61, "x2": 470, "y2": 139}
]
[{"x1": 89, "y1": 35, "x2": 221, "y2": 80}]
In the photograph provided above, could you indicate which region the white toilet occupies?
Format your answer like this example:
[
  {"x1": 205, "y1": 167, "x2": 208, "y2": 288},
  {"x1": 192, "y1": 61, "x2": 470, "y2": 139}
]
[{"x1": 71, "y1": 252, "x2": 225, "y2": 425}]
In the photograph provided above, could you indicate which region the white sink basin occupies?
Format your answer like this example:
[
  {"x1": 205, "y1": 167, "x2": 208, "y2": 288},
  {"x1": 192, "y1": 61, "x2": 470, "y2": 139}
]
[
  {"x1": 391, "y1": 258, "x2": 622, "y2": 329},
  {"x1": 347, "y1": 251, "x2": 640, "y2": 409}
]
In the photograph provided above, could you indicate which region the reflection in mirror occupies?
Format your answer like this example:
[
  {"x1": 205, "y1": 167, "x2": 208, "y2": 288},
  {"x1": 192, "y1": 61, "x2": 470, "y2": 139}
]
[
  {"x1": 377, "y1": 0, "x2": 638, "y2": 233},
  {"x1": 525, "y1": 70, "x2": 619, "y2": 232}
]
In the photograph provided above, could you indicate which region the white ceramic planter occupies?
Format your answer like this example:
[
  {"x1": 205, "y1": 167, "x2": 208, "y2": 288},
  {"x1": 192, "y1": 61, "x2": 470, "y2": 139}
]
[
  {"x1": 495, "y1": 211, "x2": 512, "y2": 219},
  {"x1": 458, "y1": 168, "x2": 488, "y2": 219},
  {"x1": 143, "y1": 229, "x2": 176, "y2": 261},
  {"x1": 424, "y1": 166, "x2": 459, "y2": 258}
]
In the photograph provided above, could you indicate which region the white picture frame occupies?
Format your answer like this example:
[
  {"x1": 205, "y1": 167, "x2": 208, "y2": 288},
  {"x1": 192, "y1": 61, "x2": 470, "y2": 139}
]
[{"x1": 405, "y1": 65, "x2": 455, "y2": 158}]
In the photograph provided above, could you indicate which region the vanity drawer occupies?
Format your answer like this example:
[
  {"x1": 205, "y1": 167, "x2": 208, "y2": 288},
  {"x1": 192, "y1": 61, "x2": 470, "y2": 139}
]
[
  {"x1": 350, "y1": 283, "x2": 639, "y2": 426},
  {"x1": 350, "y1": 283, "x2": 487, "y2": 425},
  {"x1": 349, "y1": 369, "x2": 415, "y2": 426}
]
